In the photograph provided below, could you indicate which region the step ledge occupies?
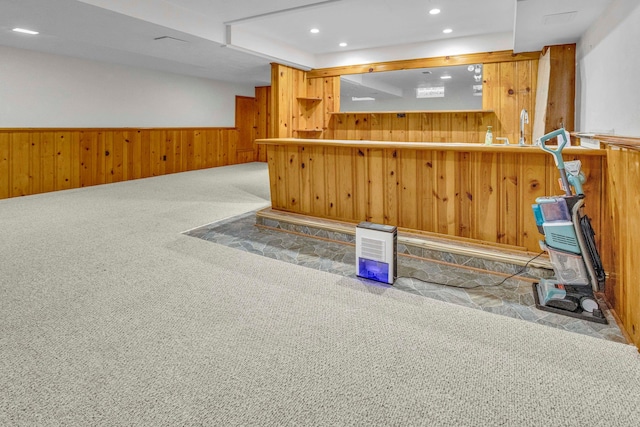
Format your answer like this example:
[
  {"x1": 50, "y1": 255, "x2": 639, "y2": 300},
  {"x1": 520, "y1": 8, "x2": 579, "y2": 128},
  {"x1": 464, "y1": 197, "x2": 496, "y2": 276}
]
[{"x1": 256, "y1": 208, "x2": 552, "y2": 270}]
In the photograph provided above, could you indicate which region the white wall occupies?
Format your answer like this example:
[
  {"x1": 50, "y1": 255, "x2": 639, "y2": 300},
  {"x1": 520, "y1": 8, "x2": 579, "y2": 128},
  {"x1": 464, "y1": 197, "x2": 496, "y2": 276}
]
[
  {"x1": 0, "y1": 45, "x2": 255, "y2": 128},
  {"x1": 576, "y1": 0, "x2": 640, "y2": 137}
]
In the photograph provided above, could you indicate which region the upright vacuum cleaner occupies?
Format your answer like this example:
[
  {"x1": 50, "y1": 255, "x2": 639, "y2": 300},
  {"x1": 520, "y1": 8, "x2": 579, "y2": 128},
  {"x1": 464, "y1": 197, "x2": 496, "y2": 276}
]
[{"x1": 532, "y1": 128, "x2": 608, "y2": 324}]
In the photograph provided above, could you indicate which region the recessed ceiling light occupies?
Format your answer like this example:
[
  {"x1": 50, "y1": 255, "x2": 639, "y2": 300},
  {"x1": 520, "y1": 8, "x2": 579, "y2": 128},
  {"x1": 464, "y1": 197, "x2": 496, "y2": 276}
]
[
  {"x1": 339, "y1": 42, "x2": 347, "y2": 47},
  {"x1": 310, "y1": 28, "x2": 320, "y2": 34},
  {"x1": 12, "y1": 28, "x2": 39, "y2": 35},
  {"x1": 443, "y1": 28, "x2": 453, "y2": 34},
  {"x1": 440, "y1": 75, "x2": 452, "y2": 80},
  {"x1": 429, "y1": 8, "x2": 441, "y2": 15}
]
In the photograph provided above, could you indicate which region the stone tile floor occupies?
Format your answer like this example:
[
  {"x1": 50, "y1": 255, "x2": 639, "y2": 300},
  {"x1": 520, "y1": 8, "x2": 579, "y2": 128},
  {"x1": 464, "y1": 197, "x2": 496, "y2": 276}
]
[{"x1": 185, "y1": 211, "x2": 627, "y2": 343}]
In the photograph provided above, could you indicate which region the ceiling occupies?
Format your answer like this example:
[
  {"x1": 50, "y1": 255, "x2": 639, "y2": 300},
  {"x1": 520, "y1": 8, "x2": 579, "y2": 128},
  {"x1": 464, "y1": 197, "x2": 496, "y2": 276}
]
[{"x1": 0, "y1": 0, "x2": 613, "y2": 87}]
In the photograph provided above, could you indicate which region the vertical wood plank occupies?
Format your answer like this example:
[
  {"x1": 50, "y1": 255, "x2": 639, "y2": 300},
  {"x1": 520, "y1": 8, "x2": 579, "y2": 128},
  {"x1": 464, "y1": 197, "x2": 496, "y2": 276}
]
[
  {"x1": 367, "y1": 148, "x2": 385, "y2": 224},
  {"x1": 0, "y1": 133, "x2": 9, "y2": 199},
  {"x1": 70, "y1": 132, "x2": 81, "y2": 189},
  {"x1": 309, "y1": 145, "x2": 326, "y2": 216},
  {"x1": 335, "y1": 147, "x2": 354, "y2": 220},
  {"x1": 202, "y1": 129, "x2": 213, "y2": 168},
  {"x1": 55, "y1": 132, "x2": 72, "y2": 190},
  {"x1": 266, "y1": 145, "x2": 280, "y2": 210},
  {"x1": 389, "y1": 114, "x2": 407, "y2": 142},
  {"x1": 520, "y1": 153, "x2": 548, "y2": 250},
  {"x1": 499, "y1": 153, "x2": 519, "y2": 245},
  {"x1": 398, "y1": 149, "x2": 418, "y2": 229},
  {"x1": 354, "y1": 146, "x2": 368, "y2": 221},
  {"x1": 79, "y1": 131, "x2": 95, "y2": 187},
  {"x1": 482, "y1": 63, "x2": 500, "y2": 134},
  {"x1": 500, "y1": 62, "x2": 518, "y2": 144},
  {"x1": 213, "y1": 129, "x2": 224, "y2": 167},
  {"x1": 39, "y1": 131, "x2": 57, "y2": 196},
  {"x1": 10, "y1": 132, "x2": 31, "y2": 197},
  {"x1": 516, "y1": 60, "x2": 535, "y2": 145},
  {"x1": 355, "y1": 114, "x2": 371, "y2": 140},
  {"x1": 384, "y1": 148, "x2": 398, "y2": 225},
  {"x1": 149, "y1": 130, "x2": 162, "y2": 177},
  {"x1": 419, "y1": 151, "x2": 435, "y2": 232},
  {"x1": 451, "y1": 113, "x2": 467, "y2": 142},
  {"x1": 122, "y1": 131, "x2": 133, "y2": 182},
  {"x1": 139, "y1": 130, "x2": 151, "y2": 178},
  {"x1": 285, "y1": 145, "x2": 301, "y2": 212},
  {"x1": 94, "y1": 131, "x2": 106, "y2": 186},
  {"x1": 182, "y1": 130, "x2": 194, "y2": 171},
  {"x1": 345, "y1": 114, "x2": 358, "y2": 140},
  {"x1": 274, "y1": 145, "x2": 288, "y2": 209},
  {"x1": 420, "y1": 113, "x2": 433, "y2": 142},
  {"x1": 436, "y1": 151, "x2": 456, "y2": 235},
  {"x1": 255, "y1": 86, "x2": 271, "y2": 162},
  {"x1": 407, "y1": 114, "x2": 422, "y2": 142},
  {"x1": 228, "y1": 131, "x2": 238, "y2": 165},
  {"x1": 431, "y1": 114, "x2": 451, "y2": 142},
  {"x1": 325, "y1": 147, "x2": 338, "y2": 218},
  {"x1": 332, "y1": 114, "x2": 348, "y2": 140},
  {"x1": 457, "y1": 151, "x2": 473, "y2": 238},
  {"x1": 473, "y1": 151, "x2": 499, "y2": 243},
  {"x1": 323, "y1": 77, "x2": 339, "y2": 139},
  {"x1": 292, "y1": 69, "x2": 303, "y2": 136},
  {"x1": 30, "y1": 132, "x2": 42, "y2": 194},
  {"x1": 111, "y1": 130, "x2": 124, "y2": 183},
  {"x1": 193, "y1": 130, "x2": 203, "y2": 170},
  {"x1": 299, "y1": 145, "x2": 312, "y2": 214},
  {"x1": 130, "y1": 130, "x2": 143, "y2": 180},
  {"x1": 371, "y1": 114, "x2": 391, "y2": 141}
]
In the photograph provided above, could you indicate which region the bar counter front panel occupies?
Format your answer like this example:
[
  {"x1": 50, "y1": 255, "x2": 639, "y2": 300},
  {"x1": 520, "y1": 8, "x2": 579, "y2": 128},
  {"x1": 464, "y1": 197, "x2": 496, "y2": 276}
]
[{"x1": 257, "y1": 138, "x2": 607, "y2": 255}]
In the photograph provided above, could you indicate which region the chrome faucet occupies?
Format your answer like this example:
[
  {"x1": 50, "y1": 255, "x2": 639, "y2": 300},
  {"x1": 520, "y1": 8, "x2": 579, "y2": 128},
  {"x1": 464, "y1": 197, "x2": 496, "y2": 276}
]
[{"x1": 519, "y1": 109, "x2": 529, "y2": 145}]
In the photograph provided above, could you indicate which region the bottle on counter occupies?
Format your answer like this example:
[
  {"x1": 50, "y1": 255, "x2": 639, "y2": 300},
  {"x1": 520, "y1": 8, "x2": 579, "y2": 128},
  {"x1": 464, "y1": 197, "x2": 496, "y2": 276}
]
[{"x1": 484, "y1": 126, "x2": 493, "y2": 145}]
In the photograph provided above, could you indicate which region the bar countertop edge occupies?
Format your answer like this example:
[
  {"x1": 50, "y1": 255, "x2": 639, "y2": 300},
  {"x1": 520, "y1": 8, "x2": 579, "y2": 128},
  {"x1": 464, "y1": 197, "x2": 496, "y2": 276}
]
[{"x1": 256, "y1": 138, "x2": 606, "y2": 155}]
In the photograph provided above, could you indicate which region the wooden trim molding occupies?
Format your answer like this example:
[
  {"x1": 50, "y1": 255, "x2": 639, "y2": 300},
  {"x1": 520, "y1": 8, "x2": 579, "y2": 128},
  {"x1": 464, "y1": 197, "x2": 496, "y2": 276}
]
[
  {"x1": 598, "y1": 135, "x2": 640, "y2": 150},
  {"x1": 307, "y1": 50, "x2": 541, "y2": 78}
]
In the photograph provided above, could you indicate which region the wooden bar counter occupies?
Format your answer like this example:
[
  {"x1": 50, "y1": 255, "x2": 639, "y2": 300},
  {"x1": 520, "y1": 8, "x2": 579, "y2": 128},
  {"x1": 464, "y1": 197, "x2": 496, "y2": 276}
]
[{"x1": 257, "y1": 138, "x2": 607, "y2": 254}]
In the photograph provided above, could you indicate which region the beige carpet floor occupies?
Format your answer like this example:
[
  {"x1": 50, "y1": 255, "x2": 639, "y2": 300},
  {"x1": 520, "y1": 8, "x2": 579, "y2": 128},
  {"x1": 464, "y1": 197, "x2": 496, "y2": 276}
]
[{"x1": 1, "y1": 162, "x2": 639, "y2": 426}]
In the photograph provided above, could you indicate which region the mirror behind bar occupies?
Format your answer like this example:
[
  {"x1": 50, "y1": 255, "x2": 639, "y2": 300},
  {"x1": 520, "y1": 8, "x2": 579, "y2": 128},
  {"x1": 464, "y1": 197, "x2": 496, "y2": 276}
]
[{"x1": 340, "y1": 64, "x2": 483, "y2": 112}]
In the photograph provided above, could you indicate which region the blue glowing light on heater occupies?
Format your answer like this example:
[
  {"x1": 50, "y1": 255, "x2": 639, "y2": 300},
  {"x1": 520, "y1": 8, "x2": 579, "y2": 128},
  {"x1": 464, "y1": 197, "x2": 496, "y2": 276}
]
[{"x1": 358, "y1": 258, "x2": 389, "y2": 283}]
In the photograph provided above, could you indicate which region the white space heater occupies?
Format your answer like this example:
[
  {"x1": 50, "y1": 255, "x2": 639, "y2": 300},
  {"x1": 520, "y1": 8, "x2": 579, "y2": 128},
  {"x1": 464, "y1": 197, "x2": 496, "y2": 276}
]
[{"x1": 355, "y1": 222, "x2": 397, "y2": 284}]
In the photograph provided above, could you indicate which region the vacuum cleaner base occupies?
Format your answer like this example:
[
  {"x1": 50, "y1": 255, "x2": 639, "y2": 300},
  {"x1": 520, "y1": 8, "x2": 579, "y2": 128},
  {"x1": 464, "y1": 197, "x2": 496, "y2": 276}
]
[{"x1": 532, "y1": 282, "x2": 608, "y2": 324}]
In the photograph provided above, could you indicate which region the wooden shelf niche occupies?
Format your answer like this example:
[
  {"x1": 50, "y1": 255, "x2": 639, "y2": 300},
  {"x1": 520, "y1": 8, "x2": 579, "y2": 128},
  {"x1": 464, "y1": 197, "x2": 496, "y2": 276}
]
[{"x1": 295, "y1": 96, "x2": 324, "y2": 138}]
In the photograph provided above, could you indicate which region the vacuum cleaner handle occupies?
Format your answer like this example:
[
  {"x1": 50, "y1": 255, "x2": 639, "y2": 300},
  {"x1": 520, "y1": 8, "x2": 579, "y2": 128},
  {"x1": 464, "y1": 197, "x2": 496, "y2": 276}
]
[
  {"x1": 538, "y1": 128, "x2": 569, "y2": 169},
  {"x1": 538, "y1": 128, "x2": 572, "y2": 196}
]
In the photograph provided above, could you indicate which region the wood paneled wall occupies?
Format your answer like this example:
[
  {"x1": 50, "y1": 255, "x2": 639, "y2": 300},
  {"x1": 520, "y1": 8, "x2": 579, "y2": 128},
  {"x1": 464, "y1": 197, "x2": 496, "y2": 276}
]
[
  {"x1": 329, "y1": 112, "x2": 494, "y2": 143},
  {"x1": 545, "y1": 44, "x2": 576, "y2": 133},
  {"x1": 265, "y1": 140, "x2": 606, "y2": 254},
  {"x1": 482, "y1": 60, "x2": 538, "y2": 146},
  {"x1": 604, "y1": 144, "x2": 640, "y2": 347},
  {"x1": 0, "y1": 128, "x2": 244, "y2": 199}
]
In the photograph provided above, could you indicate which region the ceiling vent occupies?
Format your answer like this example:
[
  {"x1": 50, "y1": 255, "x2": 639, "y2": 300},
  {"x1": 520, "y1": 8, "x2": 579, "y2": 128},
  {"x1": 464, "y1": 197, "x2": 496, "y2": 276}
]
[
  {"x1": 543, "y1": 11, "x2": 578, "y2": 25},
  {"x1": 153, "y1": 36, "x2": 188, "y2": 43}
]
